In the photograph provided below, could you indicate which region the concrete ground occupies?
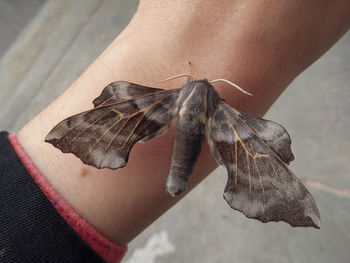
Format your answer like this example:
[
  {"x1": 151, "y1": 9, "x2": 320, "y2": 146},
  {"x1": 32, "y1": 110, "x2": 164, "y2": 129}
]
[
  {"x1": 0, "y1": 0, "x2": 46, "y2": 59},
  {"x1": 0, "y1": 1, "x2": 349, "y2": 262}
]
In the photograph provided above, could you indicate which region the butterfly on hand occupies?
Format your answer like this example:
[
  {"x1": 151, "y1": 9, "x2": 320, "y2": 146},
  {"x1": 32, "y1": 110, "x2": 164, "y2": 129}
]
[{"x1": 45, "y1": 78, "x2": 320, "y2": 228}]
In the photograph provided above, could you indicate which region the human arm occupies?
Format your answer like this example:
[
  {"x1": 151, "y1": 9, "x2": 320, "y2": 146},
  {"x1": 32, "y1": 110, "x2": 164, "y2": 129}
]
[{"x1": 17, "y1": 0, "x2": 350, "y2": 246}]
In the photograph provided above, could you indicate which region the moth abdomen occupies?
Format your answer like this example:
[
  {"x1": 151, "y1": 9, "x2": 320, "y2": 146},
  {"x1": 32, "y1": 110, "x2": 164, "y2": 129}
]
[
  {"x1": 166, "y1": 80, "x2": 210, "y2": 196},
  {"x1": 167, "y1": 129, "x2": 205, "y2": 196}
]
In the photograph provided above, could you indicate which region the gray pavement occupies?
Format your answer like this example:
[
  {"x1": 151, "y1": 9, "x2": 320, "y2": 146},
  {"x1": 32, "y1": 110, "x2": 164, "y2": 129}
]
[
  {"x1": 0, "y1": 1, "x2": 349, "y2": 262},
  {"x1": 0, "y1": 0, "x2": 46, "y2": 59}
]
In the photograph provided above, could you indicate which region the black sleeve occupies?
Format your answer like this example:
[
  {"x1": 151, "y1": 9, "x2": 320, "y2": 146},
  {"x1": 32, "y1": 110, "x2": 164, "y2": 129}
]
[{"x1": 0, "y1": 131, "x2": 105, "y2": 263}]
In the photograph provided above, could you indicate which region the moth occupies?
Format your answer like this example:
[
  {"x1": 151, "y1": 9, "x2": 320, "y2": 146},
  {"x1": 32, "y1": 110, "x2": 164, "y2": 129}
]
[{"x1": 45, "y1": 78, "x2": 320, "y2": 228}]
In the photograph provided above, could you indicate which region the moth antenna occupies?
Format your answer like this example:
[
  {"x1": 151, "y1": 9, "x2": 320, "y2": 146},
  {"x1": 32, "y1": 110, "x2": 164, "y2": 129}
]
[
  {"x1": 210, "y1": 78, "x2": 253, "y2": 96},
  {"x1": 156, "y1": 73, "x2": 197, "y2": 83}
]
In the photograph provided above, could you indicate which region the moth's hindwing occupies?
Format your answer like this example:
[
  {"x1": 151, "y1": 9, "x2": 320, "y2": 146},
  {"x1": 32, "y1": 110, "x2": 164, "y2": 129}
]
[
  {"x1": 45, "y1": 83, "x2": 180, "y2": 169},
  {"x1": 240, "y1": 112, "x2": 294, "y2": 164},
  {"x1": 206, "y1": 102, "x2": 320, "y2": 228}
]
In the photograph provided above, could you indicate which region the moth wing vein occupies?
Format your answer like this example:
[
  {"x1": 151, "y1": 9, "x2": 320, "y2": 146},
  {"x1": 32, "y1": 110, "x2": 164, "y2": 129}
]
[
  {"x1": 234, "y1": 139, "x2": 238, "y2": 191},
  {"x1": 253, "y1": 157, "x2": 266, "y2": 202},
  {"x1": 87, "y1": 116, "x2": 124, "y2": 155},
  {"x1": 94, "y1": 89, "x2": 173, "y2": 109},
  {"x1": 69, "y1": 109, "x2": 116, "y2": 145},
  {"x1": 120, "y1": 113, "x2": 145, "y2": 150},
  {"x1": 246, "y1": 145, "x2": 252, "y2": 197},
  {"x1": 119, "y1": 96, "x2": 173, "y2": 150}
]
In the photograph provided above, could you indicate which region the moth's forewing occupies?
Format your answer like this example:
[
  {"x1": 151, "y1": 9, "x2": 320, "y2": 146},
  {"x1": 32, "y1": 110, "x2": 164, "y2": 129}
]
[
  {"x1": 93, "y1": 81, "x2": 163, "y2": 107},
  {"x1": 206, "y1": 100, "x2": 320, "y2": 228},
  {"x1": 45, "y1": 85, "x2": 180, "y2": 169}
]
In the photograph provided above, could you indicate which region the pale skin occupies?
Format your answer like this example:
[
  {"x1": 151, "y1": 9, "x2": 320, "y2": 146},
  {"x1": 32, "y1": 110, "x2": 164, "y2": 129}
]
[{"x1": 17, "y1": 0, "x2": 349, "y2": 245}]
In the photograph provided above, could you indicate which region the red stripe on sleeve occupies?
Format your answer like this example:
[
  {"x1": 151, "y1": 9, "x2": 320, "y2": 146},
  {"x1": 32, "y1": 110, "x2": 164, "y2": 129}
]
[{"x1": 8, "y1": 133, "x2": 127, "y2": 263}]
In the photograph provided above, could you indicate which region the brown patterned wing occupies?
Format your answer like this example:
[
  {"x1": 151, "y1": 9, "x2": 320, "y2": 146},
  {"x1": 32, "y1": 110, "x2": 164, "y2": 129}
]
[
  {"x1": 239, "y1": 112, "x2": 294, "y2": 165},
  {"x1": 92, "y1": 81, "x2": 163, "y2": 107},
  {"x1": 45, "y1": 87, "x2": 180, "y2": 169},
  {"x1": 206, "y1": 102, "x2": 320, "y2": 228}
]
